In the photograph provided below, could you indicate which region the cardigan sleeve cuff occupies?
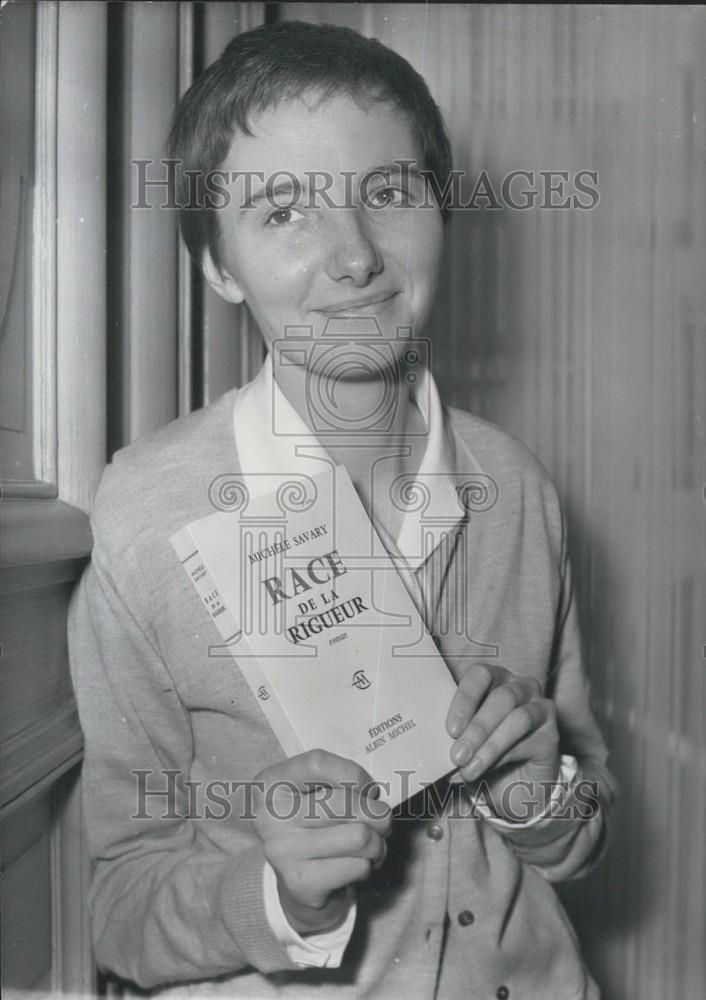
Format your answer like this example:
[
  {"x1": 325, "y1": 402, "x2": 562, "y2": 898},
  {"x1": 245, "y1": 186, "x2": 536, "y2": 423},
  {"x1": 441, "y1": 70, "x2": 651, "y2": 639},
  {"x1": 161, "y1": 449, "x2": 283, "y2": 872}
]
[
  {"x1": 470, "y1": 755, "x2": 579, "y2": 830},
  {"x1": 263, "y1": 862, "x2": 356, "y2": 967},
  {"x1": 217, "y1": 846, "x2": 299, "y2": 974}
]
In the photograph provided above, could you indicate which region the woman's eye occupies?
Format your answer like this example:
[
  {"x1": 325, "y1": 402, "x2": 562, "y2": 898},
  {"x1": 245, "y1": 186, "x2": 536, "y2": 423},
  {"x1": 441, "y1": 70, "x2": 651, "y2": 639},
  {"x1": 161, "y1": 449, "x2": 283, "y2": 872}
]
[
  {"x1": 369, "y1": 187, "x2": 405, "y2": 208},
  {"x1": 266, "y1": 206, "x2": 305, "y2": 227}
]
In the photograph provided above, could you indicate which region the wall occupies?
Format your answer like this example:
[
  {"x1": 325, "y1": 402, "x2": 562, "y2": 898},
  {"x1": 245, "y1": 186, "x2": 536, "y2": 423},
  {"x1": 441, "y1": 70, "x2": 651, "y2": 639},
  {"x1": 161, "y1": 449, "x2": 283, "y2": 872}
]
[
  {"x1": 106, "y1": 0, "x2": 266, "y2": 455},
  {"x1": 1, "y1": 1, "x2": 108, "y2": 993},
  {"x1": 282, "y1": 5, "x2": 706, "y2": 999}
]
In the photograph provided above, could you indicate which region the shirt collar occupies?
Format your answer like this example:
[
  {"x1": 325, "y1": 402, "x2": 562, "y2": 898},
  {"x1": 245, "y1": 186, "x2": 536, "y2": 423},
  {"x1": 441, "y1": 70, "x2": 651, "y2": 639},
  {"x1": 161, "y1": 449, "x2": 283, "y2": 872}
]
[{"x1": 232, "y1": 353, "x2": 482, "y2": 570}]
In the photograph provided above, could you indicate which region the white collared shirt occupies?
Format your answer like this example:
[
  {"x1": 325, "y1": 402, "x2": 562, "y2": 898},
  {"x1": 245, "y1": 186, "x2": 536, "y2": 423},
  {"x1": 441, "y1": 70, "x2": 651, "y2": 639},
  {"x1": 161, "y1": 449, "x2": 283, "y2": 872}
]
[{"x1": 232, "y1": 352, "x2": 484, "y2": 563}]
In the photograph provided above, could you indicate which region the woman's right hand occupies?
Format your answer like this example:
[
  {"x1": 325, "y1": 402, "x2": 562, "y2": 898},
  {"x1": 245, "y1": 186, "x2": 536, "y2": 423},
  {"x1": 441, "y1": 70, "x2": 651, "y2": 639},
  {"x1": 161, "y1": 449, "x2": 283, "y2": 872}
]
[{"x1": 253, "y1": 750, "x2": 392, "y2": 934}]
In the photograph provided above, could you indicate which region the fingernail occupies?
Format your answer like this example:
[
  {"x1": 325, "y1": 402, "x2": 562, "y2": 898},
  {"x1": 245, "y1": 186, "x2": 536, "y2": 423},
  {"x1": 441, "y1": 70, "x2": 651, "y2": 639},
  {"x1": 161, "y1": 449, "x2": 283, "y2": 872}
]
[
  {"x1": 451, "y1": 740, "x2": 472, "y2": 766},
  {"x1": 448, "y1": 713, "x2": 465, "y2": 738}
]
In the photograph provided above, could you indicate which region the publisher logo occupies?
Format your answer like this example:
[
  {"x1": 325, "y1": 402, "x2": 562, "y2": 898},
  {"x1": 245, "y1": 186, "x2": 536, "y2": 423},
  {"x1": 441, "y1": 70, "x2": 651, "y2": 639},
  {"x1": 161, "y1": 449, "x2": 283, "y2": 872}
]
[
  {"x1": 257, "y1": 686, "x2": 269, "y2": 701},
  {"x1": 352, "y1": 670, "x2": 371, "y2": 690}
]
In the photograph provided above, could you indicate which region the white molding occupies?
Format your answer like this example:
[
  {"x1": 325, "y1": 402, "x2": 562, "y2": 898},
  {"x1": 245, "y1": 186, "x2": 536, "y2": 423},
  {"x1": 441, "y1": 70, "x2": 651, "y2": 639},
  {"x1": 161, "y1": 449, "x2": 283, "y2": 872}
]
[
  {"x1": 0, "y1": 1, "x2": 58, "y2": 500},
  {"x1": 0, "y1": 555, "x2": 89, "y2": 596},
  {"x1": 33, "y1": 1, "x2": 59, "y2": 493},
  {"x1": 51, "y1": 768, "x2": 95, "y2": 994},
  {"x1": 0, "y1": 5, "x2": 107, "y2": 994},
  {"x1": 120, "y1": 2, "x2": 179, "y2": 442},
  {"x1": 56, "y1": 0, "x2": 108, "y2": 512},
  {"x1": 0, "y1": 498, "x2": 92, "y2": 568},
  {"x1": 0, "y1": 701, "x2": 83, "y2": 814}
]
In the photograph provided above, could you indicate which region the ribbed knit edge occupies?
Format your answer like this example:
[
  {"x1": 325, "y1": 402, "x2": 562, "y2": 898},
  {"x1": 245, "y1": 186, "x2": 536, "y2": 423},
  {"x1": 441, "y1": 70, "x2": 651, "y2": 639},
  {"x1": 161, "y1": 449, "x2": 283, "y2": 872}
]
[{"x1": 219, "y1": 845, "x2": 299, "y2": 974}]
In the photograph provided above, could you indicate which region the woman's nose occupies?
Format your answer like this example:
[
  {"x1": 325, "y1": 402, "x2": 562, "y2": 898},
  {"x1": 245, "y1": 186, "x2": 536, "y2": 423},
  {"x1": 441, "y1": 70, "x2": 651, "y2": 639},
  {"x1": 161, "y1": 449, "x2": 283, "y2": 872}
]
[{"x1": 325, "y1": 210, "x2": 384, "y2": 286}]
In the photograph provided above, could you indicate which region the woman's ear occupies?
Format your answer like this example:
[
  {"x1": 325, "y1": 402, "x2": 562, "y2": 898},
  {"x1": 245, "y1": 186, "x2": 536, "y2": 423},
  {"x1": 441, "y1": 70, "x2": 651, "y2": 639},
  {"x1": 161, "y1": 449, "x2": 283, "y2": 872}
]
[{"x1": 201, "y1": 248, "x2": 245, "y2": 304}]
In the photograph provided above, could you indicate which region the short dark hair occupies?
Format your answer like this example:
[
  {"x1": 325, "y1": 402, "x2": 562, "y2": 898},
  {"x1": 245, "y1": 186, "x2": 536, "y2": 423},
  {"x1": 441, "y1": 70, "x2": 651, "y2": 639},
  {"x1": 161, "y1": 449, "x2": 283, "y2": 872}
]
[{"x1": 168, "y1": 19, "x2": 453, "y2": 268}]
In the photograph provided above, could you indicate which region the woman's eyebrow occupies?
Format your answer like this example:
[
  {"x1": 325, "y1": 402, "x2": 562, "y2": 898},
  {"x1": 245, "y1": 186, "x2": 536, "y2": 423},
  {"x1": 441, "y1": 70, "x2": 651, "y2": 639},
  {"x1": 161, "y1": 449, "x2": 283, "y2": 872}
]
[
  {"x1": 238, "y1": 177, "x2": 300, "y2": 211},
  {"x1": 363, "y1": 162, "x2": 424, "y2": 179}
]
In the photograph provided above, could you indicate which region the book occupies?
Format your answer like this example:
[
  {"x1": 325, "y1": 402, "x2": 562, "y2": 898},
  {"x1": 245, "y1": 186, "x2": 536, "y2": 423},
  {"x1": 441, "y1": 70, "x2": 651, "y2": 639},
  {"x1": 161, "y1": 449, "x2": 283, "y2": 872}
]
[{"x1": 170, "y1": 464, "x2": 458, "y2": 807}]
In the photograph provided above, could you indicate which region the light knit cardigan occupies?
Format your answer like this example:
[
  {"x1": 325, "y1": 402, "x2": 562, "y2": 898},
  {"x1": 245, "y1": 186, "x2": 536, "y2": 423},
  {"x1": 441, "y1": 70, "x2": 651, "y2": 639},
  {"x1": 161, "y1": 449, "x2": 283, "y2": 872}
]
[{"x1": 68, "y1": 384, "x2": 617, "y2": 1000}]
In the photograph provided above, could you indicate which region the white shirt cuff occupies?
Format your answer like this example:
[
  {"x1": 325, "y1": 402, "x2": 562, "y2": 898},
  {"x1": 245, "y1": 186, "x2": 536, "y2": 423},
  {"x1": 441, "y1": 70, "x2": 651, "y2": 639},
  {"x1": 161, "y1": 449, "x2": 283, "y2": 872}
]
[
  {"x1": 262, "y1": 861, "x2": 356, "y2": 968},
  {"x1": 470, "y1": 754, "x2": 579, "y2": 828}
]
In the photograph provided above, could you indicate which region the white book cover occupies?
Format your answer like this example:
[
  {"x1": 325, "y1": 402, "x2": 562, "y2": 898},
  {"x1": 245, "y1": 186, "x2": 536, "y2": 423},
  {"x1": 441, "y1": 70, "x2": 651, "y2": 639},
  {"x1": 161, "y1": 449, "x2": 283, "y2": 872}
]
[{"x1": 171, "y1": 465, "x2": 457, "y2": 807}]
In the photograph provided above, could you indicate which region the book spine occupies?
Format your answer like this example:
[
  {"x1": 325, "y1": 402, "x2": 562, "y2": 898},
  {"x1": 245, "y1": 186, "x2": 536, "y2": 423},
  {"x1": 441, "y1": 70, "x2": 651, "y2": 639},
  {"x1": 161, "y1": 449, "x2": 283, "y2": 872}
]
[{"x1": 170, "y1": 527, "x2": 303, "y2": 757}]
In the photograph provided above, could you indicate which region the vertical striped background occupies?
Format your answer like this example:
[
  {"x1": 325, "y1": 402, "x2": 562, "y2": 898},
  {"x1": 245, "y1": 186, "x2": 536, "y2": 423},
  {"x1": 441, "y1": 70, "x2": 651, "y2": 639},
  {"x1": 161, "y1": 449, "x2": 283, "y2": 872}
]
[{"x1": 281, "y1": 5, "x2": 706, "y2": 998}]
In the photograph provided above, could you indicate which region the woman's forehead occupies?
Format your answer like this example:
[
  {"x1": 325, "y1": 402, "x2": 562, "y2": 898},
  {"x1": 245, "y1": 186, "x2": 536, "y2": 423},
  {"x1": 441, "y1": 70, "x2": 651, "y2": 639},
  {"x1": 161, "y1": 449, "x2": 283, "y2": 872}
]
[{"x1": 220, "y1": 92, "x2": 422, "y2": 177}]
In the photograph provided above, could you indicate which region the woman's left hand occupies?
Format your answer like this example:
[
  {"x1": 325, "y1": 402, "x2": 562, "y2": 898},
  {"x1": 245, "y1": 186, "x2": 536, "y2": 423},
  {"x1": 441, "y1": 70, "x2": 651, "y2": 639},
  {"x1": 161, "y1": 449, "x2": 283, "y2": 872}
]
[{"x1": 446, "y1": 663, "x2": 560, "y2": 821}]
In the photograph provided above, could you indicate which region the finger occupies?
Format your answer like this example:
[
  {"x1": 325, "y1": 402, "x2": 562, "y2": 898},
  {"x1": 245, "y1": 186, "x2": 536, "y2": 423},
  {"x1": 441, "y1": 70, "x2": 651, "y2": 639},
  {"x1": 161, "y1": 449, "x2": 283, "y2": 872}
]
[
  {"x1": 267, "y1": 823, "x2": 387, "y2": 866},
  {"x1": 473, "y1": 729, "x2": 557, "y2": 778},
  {"x1": 283, "y1": 857, "x2": 375, "y2": 908},
  {"x1": 450, "y1": 680, "x2": 537, "y2": 766},
  {"x1": 457, "y1": 700, "x2": 549, "y2": 781},
  {"x1": 474, "y1": 704, "x2": 559, "y2": 776},
  {"x1": 263, "y1": 782, "x2": 393, "y2": 835},
  {"x1": 304, "y1": 786, "x2": 393, "y2": 834},
  {"x1": 300, "y1": 785, "x2": 393, "y2": 836},
  {"x1": 257, "y1": 749, "x2": 375, "y2": 793},
  {"x1": 446, "y1": 663, "x2": 499, "y2": 738}
]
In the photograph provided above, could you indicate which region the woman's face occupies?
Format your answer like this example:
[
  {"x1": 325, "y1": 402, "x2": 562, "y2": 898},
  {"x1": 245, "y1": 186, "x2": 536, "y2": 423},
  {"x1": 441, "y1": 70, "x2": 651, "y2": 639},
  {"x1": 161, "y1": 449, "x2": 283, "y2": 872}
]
[{"x1": 204, "y1": 91, "x2": 444, "y2": 373}]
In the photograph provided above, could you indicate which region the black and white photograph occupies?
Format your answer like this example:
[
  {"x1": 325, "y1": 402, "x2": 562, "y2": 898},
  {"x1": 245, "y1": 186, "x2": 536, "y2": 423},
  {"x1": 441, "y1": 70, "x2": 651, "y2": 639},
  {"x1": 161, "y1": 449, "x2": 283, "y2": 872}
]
[{"x1": 1, "y1": 4, "x2": 704, "y2": 1000}]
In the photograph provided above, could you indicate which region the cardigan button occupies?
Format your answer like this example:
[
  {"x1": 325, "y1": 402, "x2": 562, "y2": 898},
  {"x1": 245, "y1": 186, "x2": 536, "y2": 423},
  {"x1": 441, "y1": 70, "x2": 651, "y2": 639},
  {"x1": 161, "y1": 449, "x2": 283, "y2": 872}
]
[
  {"x1": 496, "y1": 987, "x2": 510, "y2": 1000},
  {"x1": 427, "y1": 823, "x2": 444, "y2": 841},
  {"x1": 457, "y1": 909, "x2": 475, "y2": 926}
]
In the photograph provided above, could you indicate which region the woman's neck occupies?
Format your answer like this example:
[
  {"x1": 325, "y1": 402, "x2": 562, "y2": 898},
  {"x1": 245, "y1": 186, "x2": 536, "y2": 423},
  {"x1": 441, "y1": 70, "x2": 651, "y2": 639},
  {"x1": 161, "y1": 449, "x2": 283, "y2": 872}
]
[{"x1": 274, "y1": 360, "x2": 429, "y2": 535}]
